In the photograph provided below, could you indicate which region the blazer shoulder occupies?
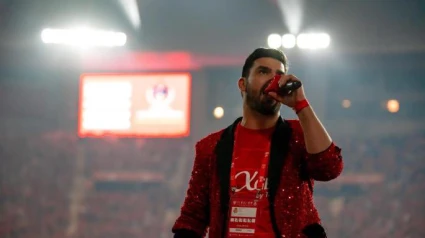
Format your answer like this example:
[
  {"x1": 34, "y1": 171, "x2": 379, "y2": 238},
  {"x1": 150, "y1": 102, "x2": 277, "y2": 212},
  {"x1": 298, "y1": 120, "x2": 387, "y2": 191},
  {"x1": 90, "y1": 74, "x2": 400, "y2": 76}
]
[{"x1": 195, "y1": 129, "x2": 225, "y2": 155}]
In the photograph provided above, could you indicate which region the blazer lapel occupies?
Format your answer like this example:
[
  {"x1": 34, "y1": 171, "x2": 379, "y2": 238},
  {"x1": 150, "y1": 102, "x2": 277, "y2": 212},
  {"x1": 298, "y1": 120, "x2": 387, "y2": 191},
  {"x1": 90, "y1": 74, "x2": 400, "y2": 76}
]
[
  {"x1": 267, "y1": 117, "x2": 292, "y2": 202},
  {"x1": 267, "y1": 117, "x2": 292, "y2": 237},
  {"x1": 215, "y1": 117, "x2": 242, "y2": 213}
]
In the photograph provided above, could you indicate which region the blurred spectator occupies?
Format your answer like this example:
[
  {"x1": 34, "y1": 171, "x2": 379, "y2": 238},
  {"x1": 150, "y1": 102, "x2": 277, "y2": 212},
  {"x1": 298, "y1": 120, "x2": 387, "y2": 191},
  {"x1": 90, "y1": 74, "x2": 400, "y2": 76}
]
[{"x1": 1, "y1": 131, "x2": 424, "y2": 237}]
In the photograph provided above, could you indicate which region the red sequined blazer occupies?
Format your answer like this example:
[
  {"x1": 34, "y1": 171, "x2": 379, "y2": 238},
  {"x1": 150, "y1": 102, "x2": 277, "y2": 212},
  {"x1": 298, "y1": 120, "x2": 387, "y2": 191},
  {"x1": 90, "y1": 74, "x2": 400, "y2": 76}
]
[{"x1": 172, "y1": 117, "x2": 343, "y2": 238}]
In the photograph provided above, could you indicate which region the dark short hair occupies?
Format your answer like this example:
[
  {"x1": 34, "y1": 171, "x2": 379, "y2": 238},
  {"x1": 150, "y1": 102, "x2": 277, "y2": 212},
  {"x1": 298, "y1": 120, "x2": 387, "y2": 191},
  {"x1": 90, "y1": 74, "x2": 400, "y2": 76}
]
[{"x1": 241, "y1": 48, "x2": 288, "y2": 78}]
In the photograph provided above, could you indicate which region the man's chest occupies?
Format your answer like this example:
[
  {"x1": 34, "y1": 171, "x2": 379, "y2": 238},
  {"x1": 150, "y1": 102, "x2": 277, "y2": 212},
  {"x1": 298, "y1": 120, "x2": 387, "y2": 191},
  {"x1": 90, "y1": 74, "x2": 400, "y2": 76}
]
[{"x1": 233, "y1": 148, "x2": 270, "y2": 193}]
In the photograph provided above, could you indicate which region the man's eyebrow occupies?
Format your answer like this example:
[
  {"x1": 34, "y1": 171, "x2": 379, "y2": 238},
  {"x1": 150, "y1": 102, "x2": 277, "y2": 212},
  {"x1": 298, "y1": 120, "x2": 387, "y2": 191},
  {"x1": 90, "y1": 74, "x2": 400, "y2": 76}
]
[
  {"x1": 256, "y1": 65, "x2": 272, "y2": 71},
  {"x1": 256, "y1": 65, "x2": 285, "y2": 75},
  {"x1": 276, "y1": 69, "x2": 285, "y2": 75}
]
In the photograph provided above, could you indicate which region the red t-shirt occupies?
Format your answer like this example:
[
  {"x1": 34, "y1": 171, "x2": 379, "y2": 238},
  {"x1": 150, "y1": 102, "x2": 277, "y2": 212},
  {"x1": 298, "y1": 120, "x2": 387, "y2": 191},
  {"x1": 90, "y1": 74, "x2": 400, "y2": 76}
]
[{"x1": 228, "y1": 123, "x2": 275, "y2": 237}]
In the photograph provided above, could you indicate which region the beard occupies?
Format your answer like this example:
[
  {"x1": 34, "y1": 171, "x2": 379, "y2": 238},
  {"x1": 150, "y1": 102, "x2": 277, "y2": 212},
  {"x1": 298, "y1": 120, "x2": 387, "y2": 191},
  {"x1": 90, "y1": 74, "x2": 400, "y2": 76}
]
[{"x1": 245, "y1": 80, "x2": 280, "y2": 116}]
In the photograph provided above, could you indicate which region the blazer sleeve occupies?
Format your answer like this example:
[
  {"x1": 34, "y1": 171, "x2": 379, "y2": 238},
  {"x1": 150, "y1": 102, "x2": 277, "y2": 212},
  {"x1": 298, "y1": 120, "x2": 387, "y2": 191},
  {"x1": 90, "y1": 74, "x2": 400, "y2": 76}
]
[
  {"x1": 172, "y1": 141, "x2": 210, "y2": 237},
  {"x1": 304, "y1": 142, "x2": 343, "y2": 181},
  {"x1": 291, "y1": 120, "x2": 344, "y2": 181}
]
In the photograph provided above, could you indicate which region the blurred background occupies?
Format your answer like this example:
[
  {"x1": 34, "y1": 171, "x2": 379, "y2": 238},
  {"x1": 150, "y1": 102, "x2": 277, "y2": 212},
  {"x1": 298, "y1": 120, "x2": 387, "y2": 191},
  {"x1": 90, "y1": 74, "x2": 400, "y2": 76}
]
[{"x1": 0, "y1": 0, "x2": 424, "y2": 237}]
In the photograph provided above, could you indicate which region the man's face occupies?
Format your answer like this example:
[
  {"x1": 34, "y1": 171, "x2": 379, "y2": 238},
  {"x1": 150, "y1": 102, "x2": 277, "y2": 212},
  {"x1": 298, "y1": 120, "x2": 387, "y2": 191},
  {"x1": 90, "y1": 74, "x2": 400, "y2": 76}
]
[{"x1": 244, "y1": 57, "x2": 285, "y2": 115}]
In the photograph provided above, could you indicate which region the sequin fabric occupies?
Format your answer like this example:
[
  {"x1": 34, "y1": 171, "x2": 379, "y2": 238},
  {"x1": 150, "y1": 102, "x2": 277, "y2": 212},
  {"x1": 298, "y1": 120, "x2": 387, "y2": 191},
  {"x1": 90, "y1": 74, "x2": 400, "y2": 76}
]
[{"x1": 172, "y1": 119, "x2": 343, "y2": 238}]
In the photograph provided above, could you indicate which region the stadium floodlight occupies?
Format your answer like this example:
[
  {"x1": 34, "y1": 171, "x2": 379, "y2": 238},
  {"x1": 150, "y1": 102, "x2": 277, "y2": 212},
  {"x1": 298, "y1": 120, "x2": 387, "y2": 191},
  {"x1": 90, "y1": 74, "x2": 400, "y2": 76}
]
[
  {"x1": 296, "y1": 33, "x2": 330, "y2": 49},
  {"x1": 282, "y1": 34, "x2": 296, "y2": 49},
  {"x1": 213, "y1": 106, "x2": 224, "y2": 119},
  {"x1": 267, "y1": 34, "x2": 282, "y2": 49},
  {"x1": 386, "y1": 99, "x2": 399, "y2": 113},
  {"x1": 41, "y1": 27, "x2": 127, "y2": 47}
]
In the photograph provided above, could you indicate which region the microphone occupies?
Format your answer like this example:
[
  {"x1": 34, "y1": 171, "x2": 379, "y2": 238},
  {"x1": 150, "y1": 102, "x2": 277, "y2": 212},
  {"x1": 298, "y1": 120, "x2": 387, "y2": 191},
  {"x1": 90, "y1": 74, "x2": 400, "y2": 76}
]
[
  {"x1": 264, "y1": 74, "x2": 302, "y2": 96},
  {"x1": 278, "y1": 80, "x2": 302, "y2": 95}
]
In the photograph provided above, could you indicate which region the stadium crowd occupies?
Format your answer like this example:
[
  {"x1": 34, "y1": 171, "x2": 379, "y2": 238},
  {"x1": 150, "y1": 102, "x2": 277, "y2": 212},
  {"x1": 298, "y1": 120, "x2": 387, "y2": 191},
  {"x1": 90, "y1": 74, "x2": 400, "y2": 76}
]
[{"x1": 1, "y1": 130, "x2": 424, "y2": 238}]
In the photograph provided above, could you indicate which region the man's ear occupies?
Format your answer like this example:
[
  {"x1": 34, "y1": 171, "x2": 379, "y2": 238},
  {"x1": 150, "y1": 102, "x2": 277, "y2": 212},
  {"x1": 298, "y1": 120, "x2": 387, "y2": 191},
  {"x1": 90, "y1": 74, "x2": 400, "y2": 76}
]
[{"x1": 238, "y1": 77, "x2": 247, "y2": 93}]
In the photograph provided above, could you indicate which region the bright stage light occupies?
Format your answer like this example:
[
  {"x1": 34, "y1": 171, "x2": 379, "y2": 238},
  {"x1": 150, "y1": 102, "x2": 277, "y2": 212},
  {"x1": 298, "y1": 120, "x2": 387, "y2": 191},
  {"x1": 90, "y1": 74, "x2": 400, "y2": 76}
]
[
  {"x1": 213, "y1": 107, "x2": 224, "y2": 119},
  {"x1": 266, "y1": 33, "x2": 330, "y2": 50},
  {"x1": 267, "y1": 34, "x2": 282, "y2": 49},
  {"x1": 118, "y1": 0, "x2": 141, "y2": 30},
  {"x1": 282, "y1": 34, "x2": 296, "y2": 49},
  {"x1": 386, "y1": 99, "x2": 399, "y2": 113},
  {"x1": 41, "y1": 28, "x2": 127, "y2": 47},
  {"x1": 297, "y1": 33, "x2": 330, "y2": 49},
  {"x1": 342, "y1": 99, "x2": 351, "y2": 108}
]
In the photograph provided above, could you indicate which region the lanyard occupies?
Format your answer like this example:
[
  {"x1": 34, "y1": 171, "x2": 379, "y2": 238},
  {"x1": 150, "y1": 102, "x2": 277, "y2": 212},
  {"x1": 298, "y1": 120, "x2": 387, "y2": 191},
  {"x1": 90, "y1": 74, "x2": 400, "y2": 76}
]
[{"x1": 230, "y1": 124, "x2": 271, "y2": 196}]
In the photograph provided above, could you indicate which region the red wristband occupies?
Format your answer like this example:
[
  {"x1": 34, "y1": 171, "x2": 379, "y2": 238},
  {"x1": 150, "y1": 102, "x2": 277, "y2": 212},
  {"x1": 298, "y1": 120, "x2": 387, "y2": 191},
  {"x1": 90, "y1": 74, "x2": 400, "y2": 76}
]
[{"x1": 293, "y1": 99, "x2": 309, "y2": 114}]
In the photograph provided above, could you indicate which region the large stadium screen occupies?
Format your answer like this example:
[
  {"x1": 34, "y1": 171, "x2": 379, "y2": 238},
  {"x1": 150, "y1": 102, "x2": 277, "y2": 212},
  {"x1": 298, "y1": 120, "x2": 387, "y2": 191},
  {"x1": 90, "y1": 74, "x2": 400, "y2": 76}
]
[{"x1": 78, "y1": 73, "x2": 191, "y2": 138}]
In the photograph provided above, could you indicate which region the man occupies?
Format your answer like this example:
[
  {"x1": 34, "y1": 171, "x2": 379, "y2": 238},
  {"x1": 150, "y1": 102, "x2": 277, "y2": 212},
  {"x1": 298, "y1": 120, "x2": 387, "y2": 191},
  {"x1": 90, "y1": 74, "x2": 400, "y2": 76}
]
[{"x1": 172, "y1": 48, "x2": 343, "y2": 238}]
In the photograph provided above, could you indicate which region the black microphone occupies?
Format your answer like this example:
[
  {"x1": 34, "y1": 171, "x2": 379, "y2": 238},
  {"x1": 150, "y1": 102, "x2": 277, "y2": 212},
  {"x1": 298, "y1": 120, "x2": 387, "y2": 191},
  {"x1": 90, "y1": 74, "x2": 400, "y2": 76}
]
[{"x1": 277, "y1": 80, "x2": 302, "y2": 95}]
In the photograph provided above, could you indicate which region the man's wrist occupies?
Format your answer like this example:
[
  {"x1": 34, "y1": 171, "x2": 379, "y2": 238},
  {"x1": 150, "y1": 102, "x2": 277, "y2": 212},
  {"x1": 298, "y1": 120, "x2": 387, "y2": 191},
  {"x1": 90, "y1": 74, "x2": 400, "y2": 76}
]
[{"x1": 293, "y1": 99, "x2": 310, "y2": 114}]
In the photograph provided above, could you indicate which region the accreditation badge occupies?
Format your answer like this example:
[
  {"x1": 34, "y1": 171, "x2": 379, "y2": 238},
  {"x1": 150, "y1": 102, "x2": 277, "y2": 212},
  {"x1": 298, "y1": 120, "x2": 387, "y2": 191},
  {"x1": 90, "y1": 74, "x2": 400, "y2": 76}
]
[{"x1": 227, "y1": 193, "x2": 260, "y2": 237}]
